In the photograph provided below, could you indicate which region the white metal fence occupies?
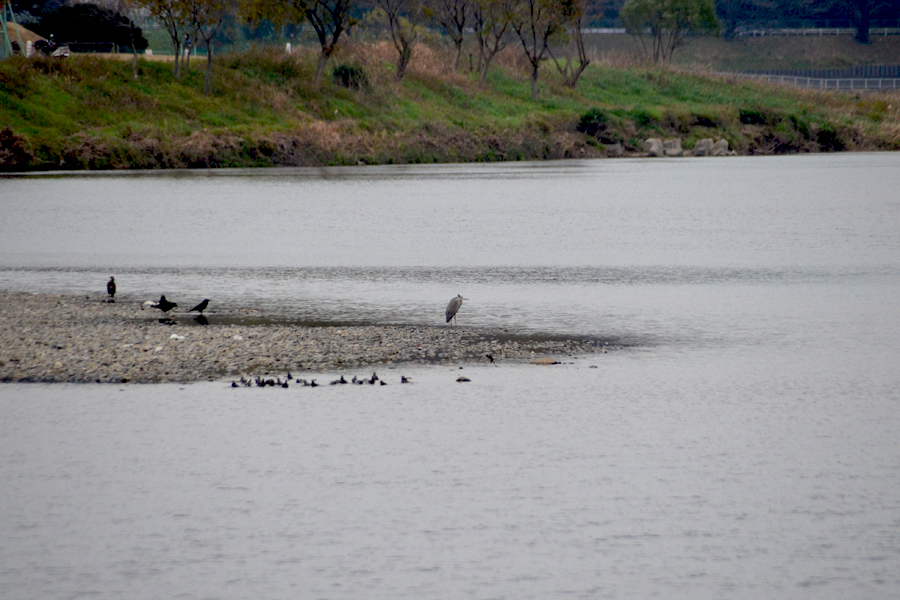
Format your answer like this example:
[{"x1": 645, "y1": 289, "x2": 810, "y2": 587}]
[
  {"x1": 736, "y1": 27, "x2": 900, "y2": 37},
  {"x1": 733, "y1": 73, "x2": 900, "y2": 90}
]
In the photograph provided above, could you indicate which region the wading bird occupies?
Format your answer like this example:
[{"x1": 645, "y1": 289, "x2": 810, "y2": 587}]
[
  {"x1": 107, "y1": 277, "x2": 116, "y2": 302},
  {"x1": 445, "y1": 295, "x2": 468, "y2": 325}
]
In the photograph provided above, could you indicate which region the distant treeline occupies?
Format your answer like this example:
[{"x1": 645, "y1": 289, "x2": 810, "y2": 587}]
[
  {"x1": 10, "y1": 0, "x2": 899, "y2": 50},
  {"x1": 590, "y1": 1, "x2": 900, "y2": 34},
  {"x1": 10, "y1": 0, "x2": 148, "y2": 52},
  {"x1": 714, "y1": 0, "x2": 900, "y2": 41}
]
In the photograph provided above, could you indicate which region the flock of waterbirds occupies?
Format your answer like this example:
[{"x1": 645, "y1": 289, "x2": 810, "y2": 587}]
[{"x1": 230, "y1": 371, "x2": 420, "y2": 389}]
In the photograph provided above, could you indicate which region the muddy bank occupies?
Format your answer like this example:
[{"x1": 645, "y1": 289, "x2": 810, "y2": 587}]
[
  {"x1": 1, "y1": 117, "x2": 887, "y2": 172},
  {"x1": 0, "y1": 292, "x2": 613, "y2": 383}
]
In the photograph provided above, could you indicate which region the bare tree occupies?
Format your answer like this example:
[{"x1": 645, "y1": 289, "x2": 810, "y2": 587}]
[
  {"x1": 138, "y1": 0, "x2": 190, "y2": 77},
  {"x1": 428, "y1": 0, "x2": 470, "y2": 70},
  {"x1": 91, "y1": 0, "x2": 144, "y2": 78},
  {"x1": 507, "y1": 0, "x2": 566, "y2": 100},
  {"x1": 546, "y1": 0, "x2": 591, "y2": 88},
  {"x1": 186, "y1": 0, "x2": 232, "y2": 93},
  {"x1": 620, "y1": 0, "x2": 719, "y2": 64},
  {"x1": 369, "y1": 0, "x2": 426, "y2": 80},
  {"x1": 471, "y1": 0, "x2": 513, "y2": 80}
]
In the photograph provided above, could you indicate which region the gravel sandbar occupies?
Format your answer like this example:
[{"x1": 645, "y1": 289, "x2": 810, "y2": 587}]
[{"x1": 1, "y1": 292, "x2": 612, "y2": 383}]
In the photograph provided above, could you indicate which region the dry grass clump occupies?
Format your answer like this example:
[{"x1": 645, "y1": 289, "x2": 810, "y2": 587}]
[{"x1": 333, "y1": 41, "x2": 399, "y2": 89}]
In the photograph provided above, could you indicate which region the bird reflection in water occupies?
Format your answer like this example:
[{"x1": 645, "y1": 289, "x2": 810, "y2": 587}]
[{"x1": 193, "y1": 315, "x2": 209, "y2": 326}]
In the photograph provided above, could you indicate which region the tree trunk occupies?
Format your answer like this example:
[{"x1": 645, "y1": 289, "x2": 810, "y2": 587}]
[
  {"x1": 530, "y1": 62, "x2": 539, "y2": 101},
  {"x1": 564, "y1": 62, "x2": 588, "y2": 88},
  {"x1": 557, "y1": 26, "x2": 590, "y2": 88},
  {"x1": 396, "y1": 42, "x2": 412, "y2": 81},
  {"x1": 479, "y1": 55, "x2": 495, "y2": 81},
  {"x1": 314, "y1": 51, "x2": 329, "y2": 90},
  {"x1": 129, "y1": 27, "x2": 138, "y2": 80},
  {"x1": 204, "y1": 46, "x2": 213, "y2": 94},
  {"x1": 171, "y1": 39, "x2": 181, "y2": 78}
]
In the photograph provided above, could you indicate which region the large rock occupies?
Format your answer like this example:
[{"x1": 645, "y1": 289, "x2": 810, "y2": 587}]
[
  {"x1": 692, "y1": 138, "x2": 714, "y2": 156},
  {"x1": 710, "y1": 139, "x2": 730, "y2": 156},
  {"x1": 642, "y1": 138, "x2": 664, "y2": 157},
  {"x1": 663, "y1": 138, "x2": 683, "y2": 157}
]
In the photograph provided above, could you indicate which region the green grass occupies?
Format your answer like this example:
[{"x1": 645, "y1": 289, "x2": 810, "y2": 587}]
[{"x1": 1, "y1": 43, "x2": 899, "y2": 171}]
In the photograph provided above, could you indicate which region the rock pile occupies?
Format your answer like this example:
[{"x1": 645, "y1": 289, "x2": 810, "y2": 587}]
[
  {"x1": 642, "y1": 137, "x2": 733, "y2": 157},
  {"x1": 0, "y1": 292, "x2": 612, "y2": 383}
]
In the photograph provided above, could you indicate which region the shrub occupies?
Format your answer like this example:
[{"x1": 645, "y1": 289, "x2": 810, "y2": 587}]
[
  {"x1": 0, "y1": 128, "x2": 35, "y2": 171},
  {"x1": 628, "y1": 107, "x2": 658, "y2": 127},
  {"x1": 739, "y1": 108, "x2": 768, "y2": 125},
  {"x1": 816, "y1": 126, "x2": 845, "y2": 152},
  {"x1": 576, "y1": 108, "x2": 608, "y2": 137},
  {"x1": 692, "y1": 113, "x2": 719, "y2": 128},
  {"x1": 333, "y1": 64, "x2": 369, "y2": 90}
]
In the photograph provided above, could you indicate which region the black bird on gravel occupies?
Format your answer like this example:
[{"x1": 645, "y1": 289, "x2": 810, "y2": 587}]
[
  {"x1": 154, "y1": 295, "x2": 177, "y2": 314},
  {"x1": 189, "y1": 299, "x2": 209, "y2": 314},
  {"x1": 107, "y1": 277, "x2": 116, "y2": 302}
]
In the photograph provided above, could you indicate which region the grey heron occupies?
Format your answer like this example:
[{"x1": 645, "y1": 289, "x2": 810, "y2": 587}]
[{"x1": 445, "y1": 294, "x2": 468, "y2": 325}]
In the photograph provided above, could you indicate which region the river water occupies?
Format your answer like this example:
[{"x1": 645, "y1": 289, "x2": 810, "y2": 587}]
[{"x1": 1, "y1": 154, "x2": 899, "y2": 599}]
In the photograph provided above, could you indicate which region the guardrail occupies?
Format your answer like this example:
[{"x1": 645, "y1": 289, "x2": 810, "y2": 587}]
[
  {"x1": 746, "y1": 66, "x2": 900, "y2": 78},
  {"x1": 733, "y1": 73, "x2": 900, "y2": 90},
  {"x1": 736, "y1": 27, "x2": 900, "y2": 37}
]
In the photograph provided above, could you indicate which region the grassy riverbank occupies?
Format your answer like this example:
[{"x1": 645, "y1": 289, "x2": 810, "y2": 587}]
[{"x1": 2, "y1": 42, "x2": 900, "y2": 171}]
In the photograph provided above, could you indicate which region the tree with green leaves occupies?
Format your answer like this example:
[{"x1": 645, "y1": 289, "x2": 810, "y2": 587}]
[
  {"x1": 620, "y1": 0, "x2": 719, "y2": 64},
  {"x1": 30, "y1": 2, "x2": 148, "y2": 52}
]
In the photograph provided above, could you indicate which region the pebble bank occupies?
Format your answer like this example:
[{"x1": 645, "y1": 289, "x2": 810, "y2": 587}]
[{"x1": 0, "y1": 292, "x2": 612, "y2": 383}]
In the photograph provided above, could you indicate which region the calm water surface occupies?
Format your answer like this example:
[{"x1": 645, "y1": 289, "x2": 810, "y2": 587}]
[{"x1": 1, "y1": 154, "x2": 899, "y2": 599}]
